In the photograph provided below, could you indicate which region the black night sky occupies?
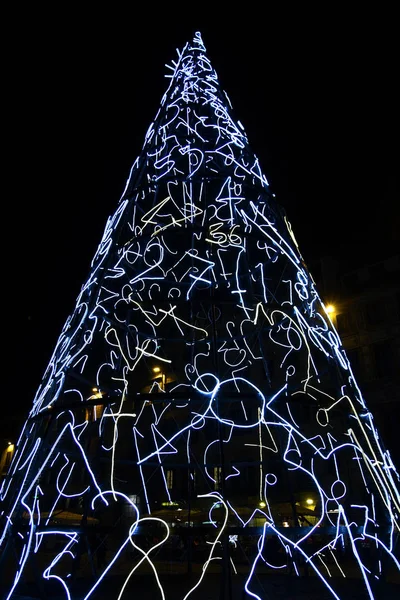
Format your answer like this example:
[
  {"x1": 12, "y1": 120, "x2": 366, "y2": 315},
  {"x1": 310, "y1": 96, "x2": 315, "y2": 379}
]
[{"x1": 4, "y1": 10, "x2": 399, "y2": 439}]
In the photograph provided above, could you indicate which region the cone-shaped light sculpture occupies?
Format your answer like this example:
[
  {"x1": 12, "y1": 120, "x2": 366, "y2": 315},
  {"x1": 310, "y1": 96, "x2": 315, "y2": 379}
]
[{"x1": 1, "y1": 32, "x2": 399, "y2": 600}]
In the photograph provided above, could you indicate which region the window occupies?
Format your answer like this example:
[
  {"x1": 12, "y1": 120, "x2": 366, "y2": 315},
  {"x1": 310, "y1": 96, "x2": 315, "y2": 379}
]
[
  {"x1": 166, "y1": 469, "x2": 174, "y2": 490},
  {"x1": 346, "y1": 347, "x2": 363, "y2": 381},
  {"x1": 364, "y1": 300, "x2": 386, "y2": 327},
  {"x1": 5, "y1": 450, "x2": 12, "y2": 467},
  {"x1": 85, "y1": 405, "x2": 104, "y2": 422},
  {"x1": 372, "y1": 340, "x2": 397, "y2": 379},
  {"x1": 336, "y1": 312, "x2": 355, "y2": 336},
  {"x1": 213, "y1": 466, "x2": 222, "y2": 490}
]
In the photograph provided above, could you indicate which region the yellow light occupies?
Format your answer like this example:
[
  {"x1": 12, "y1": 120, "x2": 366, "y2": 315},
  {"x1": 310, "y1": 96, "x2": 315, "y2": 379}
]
[
  {"x1": 92, "y1": 387, "x2": 98, "y2": 392},
  {"x1": 153, "y1": 367, "x2": 161, "y2": 373},
  {"x1": 259, "y1": 501, "x2": 266, "y2": 508},
  {"x1": 326, "y1": 304, "x2": 335, "y2": 314},
  {"x1": 306, "y1": 498, "x2": 313, "y2": 505}
]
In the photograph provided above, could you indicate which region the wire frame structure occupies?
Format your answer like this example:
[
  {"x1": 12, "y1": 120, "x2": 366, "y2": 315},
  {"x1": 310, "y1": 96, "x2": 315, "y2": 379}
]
[{"x1": 1, "y1": 31, "x2": 399, "y2": 600}]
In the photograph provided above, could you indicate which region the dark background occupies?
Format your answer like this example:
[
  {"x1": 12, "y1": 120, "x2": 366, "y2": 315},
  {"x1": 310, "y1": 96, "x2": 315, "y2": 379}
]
[{"x1": 4, "y1": 10, "x2": 399, "y2": 435}]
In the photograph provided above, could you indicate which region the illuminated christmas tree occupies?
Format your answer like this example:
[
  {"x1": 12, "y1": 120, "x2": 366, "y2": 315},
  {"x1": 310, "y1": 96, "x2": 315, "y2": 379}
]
[{"x1": 1, "y1": 32, "x2": 399, "y2": 600}]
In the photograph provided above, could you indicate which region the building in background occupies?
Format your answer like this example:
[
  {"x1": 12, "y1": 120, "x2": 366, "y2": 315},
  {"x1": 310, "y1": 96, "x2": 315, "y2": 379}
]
[{"x1": 317, "y1": 252, "x2": 400, "y2": 467}]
